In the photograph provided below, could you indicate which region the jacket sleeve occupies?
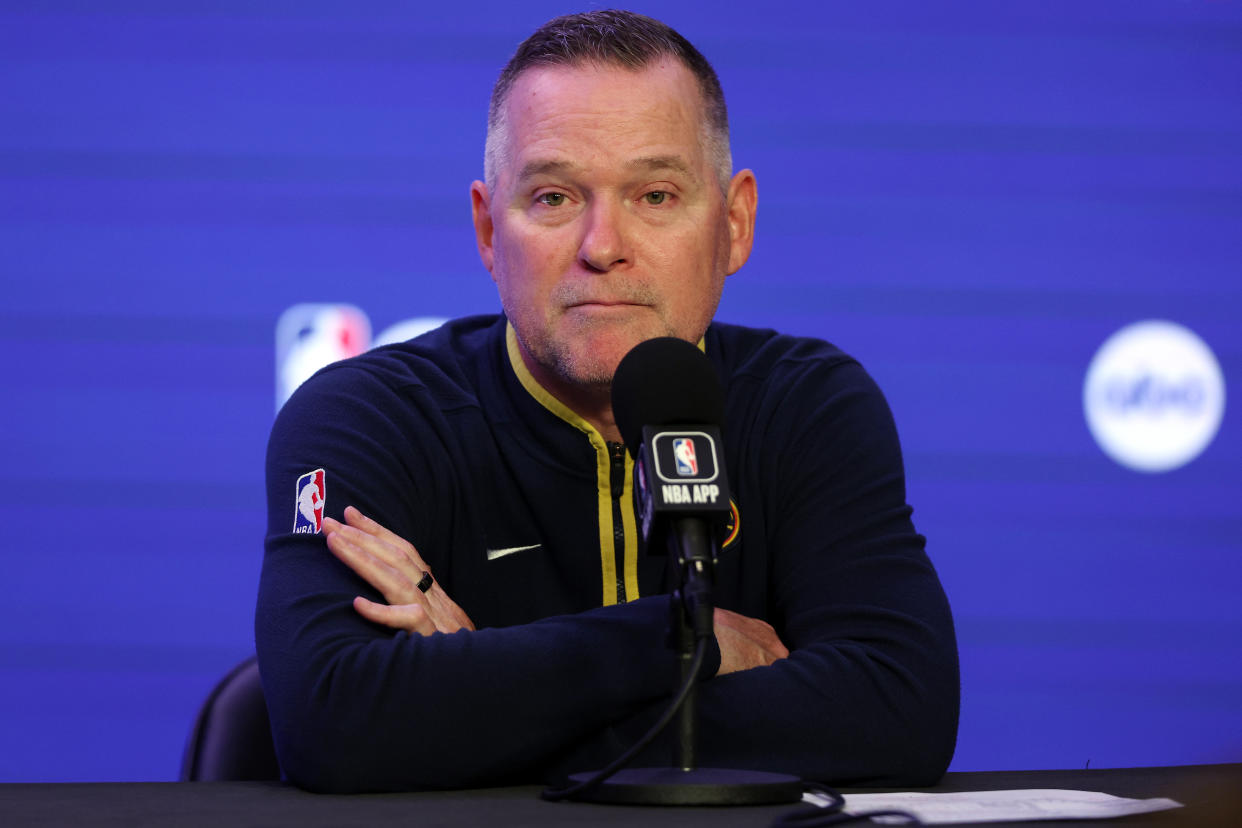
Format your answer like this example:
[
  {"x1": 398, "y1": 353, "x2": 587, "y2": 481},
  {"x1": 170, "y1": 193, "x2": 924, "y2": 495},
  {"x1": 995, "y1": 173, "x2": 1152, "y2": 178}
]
[
  {"x1": 549, "y1": 359, "x2": 960, "y2": 786},
  {"x1": 255, "y1": 363, "x2": 719, "y2": 793},
  {"x1": 705, "y1": 359, "x2": 958, "y2": 784}
]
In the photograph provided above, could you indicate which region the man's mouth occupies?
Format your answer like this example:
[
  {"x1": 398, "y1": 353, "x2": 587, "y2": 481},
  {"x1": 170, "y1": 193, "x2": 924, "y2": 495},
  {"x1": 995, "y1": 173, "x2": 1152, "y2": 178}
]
[{"x1": 568, "y1": 299, "x2": 647, "y2": 309}]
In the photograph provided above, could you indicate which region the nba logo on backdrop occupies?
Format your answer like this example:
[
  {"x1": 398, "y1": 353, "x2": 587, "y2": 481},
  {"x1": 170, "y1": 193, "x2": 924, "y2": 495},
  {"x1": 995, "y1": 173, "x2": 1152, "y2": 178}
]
[
  {"x1": 293, "y1": 469, "x2": 326, "y2": 533},
  {"x1": 275, "y1": 304, "x2": 450, "y2": 410},
  {"x1": 673, "y1": 438, "x2": 698, "y2": 476},
  {"x1": 275, "y1": 304, "x2": 371, "y2": 411}
]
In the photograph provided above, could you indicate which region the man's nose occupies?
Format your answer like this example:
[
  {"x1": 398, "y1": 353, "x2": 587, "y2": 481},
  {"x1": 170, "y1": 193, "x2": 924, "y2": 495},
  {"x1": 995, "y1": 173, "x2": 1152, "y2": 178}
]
[{"x1": 578, "y1": 197, "x2": 630, "y2": 272}]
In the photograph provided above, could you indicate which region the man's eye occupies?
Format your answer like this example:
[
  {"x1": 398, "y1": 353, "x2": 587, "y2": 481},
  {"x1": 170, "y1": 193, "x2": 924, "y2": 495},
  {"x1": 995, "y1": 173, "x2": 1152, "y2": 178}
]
[
  {"x1": 537, "y1": 192, "x2": 566, "y2": 207},
  {"x1": 643, "y1": 191, "x2": 669, "y2": 205}
]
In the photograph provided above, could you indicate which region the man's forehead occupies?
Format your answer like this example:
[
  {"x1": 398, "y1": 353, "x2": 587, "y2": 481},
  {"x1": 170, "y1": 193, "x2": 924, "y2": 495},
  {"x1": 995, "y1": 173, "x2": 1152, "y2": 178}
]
[
  {"x1": 498, "y1": 61, "x2": 710, "y2": 182},
  {"x1": 503, "y1": 60, "x2": 704, "y2": 125}
]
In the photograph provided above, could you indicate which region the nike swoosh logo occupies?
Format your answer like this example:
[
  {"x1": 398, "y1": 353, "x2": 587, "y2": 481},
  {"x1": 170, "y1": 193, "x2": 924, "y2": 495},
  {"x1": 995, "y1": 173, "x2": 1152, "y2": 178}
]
[{"x1": 486, "y1": 544, "x2": 542, "y2": 561}]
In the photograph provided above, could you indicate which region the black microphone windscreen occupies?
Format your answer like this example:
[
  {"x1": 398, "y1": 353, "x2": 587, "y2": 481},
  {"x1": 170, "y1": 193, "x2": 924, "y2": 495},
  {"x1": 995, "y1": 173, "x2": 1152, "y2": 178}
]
[{"x1": 611, "y1": 337, "x2": 725, "y2": 452}]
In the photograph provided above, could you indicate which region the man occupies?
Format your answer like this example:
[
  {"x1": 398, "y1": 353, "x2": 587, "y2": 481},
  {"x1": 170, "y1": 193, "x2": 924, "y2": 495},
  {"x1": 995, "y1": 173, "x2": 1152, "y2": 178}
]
[{"x1": 257, "y1": 10, "x2": 958, "y2": 793}]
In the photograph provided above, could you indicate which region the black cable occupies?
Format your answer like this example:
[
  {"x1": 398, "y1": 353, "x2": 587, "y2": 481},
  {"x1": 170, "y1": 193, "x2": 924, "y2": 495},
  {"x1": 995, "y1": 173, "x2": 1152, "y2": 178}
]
[
  {"x1": 772, "y1": 809, "x2": 924, "y2": 827},
  {"x1": 540, "y1": 637, "x2": 708, "y2": 801},
  {"x1": 540, "y1": 640, "x2": 925, "y2": 825},
  {"x1": 769, "y1": 782, "x2": 924, "y2": 827}
]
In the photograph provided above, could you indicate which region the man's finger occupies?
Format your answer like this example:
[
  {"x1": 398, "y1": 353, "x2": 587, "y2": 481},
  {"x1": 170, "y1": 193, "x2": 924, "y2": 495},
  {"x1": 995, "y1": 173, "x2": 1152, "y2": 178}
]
[
  {"x1": 331, "y1": 509, "x2": 476, "y2": 633},
  {"x1": 327, "y1": 528, "x2": 428, "y2": 607},
  {"x1": 327, "y1": 515, "x2": 430, "y2": 595},
  {"x1": 343, "y1": 506, "x2": 431, "y2": 572},
  {"x1": 353, "y1": 596, "x2": 436, "y2": 636},
  {"x1": 331, "y1": 523, "x2": 420, "y2": 582},
  {"x1": 422, "y1": 588, "x2": 477, "y2": 633},
  {"x1": 344, "y1": 505, "x2": 410, "y2": 547}
]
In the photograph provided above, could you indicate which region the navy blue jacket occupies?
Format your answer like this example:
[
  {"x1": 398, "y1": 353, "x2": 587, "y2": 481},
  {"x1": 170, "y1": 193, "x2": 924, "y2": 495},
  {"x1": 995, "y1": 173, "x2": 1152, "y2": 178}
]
[{"x1": 257, "y1": 315, "x2": 958, "y2": 792}]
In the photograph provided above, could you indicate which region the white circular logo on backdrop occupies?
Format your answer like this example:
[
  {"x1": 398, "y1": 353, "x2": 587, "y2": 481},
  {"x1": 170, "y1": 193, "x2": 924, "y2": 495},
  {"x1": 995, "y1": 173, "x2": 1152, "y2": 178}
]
[{"x1": 1083, "y1": 320, "x2": 1225, "y2": 473}]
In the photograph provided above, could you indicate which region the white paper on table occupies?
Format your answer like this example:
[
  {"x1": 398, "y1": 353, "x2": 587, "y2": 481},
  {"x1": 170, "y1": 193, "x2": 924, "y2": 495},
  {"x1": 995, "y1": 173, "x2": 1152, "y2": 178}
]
[{"x1": 799, "y1": 788, "x2": 1183, "y2": 824}]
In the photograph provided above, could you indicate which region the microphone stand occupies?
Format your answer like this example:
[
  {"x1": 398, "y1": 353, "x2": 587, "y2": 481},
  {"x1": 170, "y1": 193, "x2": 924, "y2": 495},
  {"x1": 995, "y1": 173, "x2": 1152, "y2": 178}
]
[
  {"x1": 566, "y1": 518, "x2": 803, "y2": 805},
  {"x1": 672, "y1": 516, "x2": 713, "y2": 773}
]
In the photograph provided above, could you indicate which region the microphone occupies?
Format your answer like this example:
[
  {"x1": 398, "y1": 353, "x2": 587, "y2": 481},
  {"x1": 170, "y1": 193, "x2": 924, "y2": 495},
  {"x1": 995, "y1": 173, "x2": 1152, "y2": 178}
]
[
  {"x1": 611, "y1": 336, "x2": 725, "y2": 450},
  {"x1": 556, "y1": 337, "x2": 801, "y2": 805},
  {"x1": 611, "y1": 338, "x2": 732, "y2": 639}
]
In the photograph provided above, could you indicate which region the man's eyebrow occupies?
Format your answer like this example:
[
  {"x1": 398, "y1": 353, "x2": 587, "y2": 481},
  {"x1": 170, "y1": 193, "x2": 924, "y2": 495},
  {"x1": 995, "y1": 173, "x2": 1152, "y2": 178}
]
[
  {"x1": 628, "y1": 155, "x2": 697, "y2": 181},
  {"x1": 516, "y1": 159, "x2": 579, "y2": 182},
  {"x1": 515, "y1": 156, "x2": 699, "y2": 183}
]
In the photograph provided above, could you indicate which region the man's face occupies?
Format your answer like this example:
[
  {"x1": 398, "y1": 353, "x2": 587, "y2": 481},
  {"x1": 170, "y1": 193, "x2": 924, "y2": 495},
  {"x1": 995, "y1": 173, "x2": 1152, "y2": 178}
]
[{"x1": 472, "y1": 60, "x2": 756, "y2": 393}]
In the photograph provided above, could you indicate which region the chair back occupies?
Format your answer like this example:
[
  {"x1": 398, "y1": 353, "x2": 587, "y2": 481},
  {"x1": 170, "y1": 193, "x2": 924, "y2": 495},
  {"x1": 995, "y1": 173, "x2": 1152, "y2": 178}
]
[{"x1": 181, "y1": 654, "x2": 280, "y2": 781}]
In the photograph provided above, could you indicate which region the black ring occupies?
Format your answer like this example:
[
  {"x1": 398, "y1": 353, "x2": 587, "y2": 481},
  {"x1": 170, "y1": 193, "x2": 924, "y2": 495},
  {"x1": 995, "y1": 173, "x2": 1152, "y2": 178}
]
[{"x1": 416, "y1": 570, "x2": 434, "y2": 593}]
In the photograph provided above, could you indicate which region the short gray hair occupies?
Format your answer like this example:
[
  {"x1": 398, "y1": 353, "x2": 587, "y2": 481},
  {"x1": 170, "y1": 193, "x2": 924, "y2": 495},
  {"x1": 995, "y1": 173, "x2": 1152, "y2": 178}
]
[{"x1": 484, "y1": 10, "x2": 732, "y2": 193}]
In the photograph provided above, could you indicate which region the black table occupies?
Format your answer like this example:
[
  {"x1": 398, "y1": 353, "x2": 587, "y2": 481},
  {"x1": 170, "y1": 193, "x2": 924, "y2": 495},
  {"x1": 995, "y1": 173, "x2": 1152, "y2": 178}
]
[{"x1": 2, "y1": 764, "x2": 1238, "y2": 827}]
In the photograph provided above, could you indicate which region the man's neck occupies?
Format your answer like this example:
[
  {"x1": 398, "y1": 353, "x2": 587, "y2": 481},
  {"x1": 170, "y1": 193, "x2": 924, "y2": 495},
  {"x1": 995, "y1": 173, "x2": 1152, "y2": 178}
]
[
  {"x1": 503, "y1": 324, "x2": 624, "y2": 442},
  {"x1": 522, "y1": 356, "x2": 622, "y2": 443}
]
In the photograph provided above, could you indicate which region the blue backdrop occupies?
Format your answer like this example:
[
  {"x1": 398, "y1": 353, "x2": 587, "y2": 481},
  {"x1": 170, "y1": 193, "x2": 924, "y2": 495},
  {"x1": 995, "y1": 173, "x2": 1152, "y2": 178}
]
[{"x1": 2, "y1": 1, "x2": 1239, "y2": 782}]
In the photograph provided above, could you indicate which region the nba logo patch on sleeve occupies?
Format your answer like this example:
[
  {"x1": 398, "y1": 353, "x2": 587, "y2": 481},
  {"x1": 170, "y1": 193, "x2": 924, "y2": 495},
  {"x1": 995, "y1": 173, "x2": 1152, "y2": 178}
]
[{"x1": 293, "y1": 469, "x2": 326, "y2": 534}]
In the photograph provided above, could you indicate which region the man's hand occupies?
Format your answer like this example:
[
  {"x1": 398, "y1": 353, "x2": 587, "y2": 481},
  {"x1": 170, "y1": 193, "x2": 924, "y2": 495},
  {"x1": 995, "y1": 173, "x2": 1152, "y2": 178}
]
[
  {"x1": 713, "y1": 607, "x2": 789, "y2": 676},
  {"x1": 323, "y1": 506, "x2": 475, "y2": 636}
]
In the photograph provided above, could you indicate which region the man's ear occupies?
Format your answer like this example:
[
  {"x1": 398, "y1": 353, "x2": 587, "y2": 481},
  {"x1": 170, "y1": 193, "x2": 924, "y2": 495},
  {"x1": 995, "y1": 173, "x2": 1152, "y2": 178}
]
[
  {"x1": 470, "y1": 180, "x2": 495, "y2": 276},
  {"x1": 724, "y1": 169, "x2": 757, "y2": 275}
]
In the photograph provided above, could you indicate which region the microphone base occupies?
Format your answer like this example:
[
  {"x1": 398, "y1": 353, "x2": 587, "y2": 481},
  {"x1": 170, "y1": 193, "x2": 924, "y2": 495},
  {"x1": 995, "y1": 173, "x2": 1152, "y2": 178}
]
[{"x1": 565, "y1": 766, "x2": 803, "y2": 806}]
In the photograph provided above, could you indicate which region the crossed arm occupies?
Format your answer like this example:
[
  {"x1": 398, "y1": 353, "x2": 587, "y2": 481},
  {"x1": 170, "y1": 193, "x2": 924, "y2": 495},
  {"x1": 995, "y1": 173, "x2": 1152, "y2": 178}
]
[
  {"x1": 258, "y1": 356, "x2": 958, "y2": 792},
  {"x1": 322, "y1": 505, "x2": 789, "y2": 675}
]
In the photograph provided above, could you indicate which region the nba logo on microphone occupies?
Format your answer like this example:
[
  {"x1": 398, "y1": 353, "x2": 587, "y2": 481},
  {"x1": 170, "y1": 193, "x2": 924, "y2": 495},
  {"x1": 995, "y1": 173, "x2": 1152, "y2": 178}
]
[
  {"x1": 673, "y1": 438, "x2": 698, "y2": 476},
  {"x1": 293, "y1": 469, "x2": 326, "y2": 533}
]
